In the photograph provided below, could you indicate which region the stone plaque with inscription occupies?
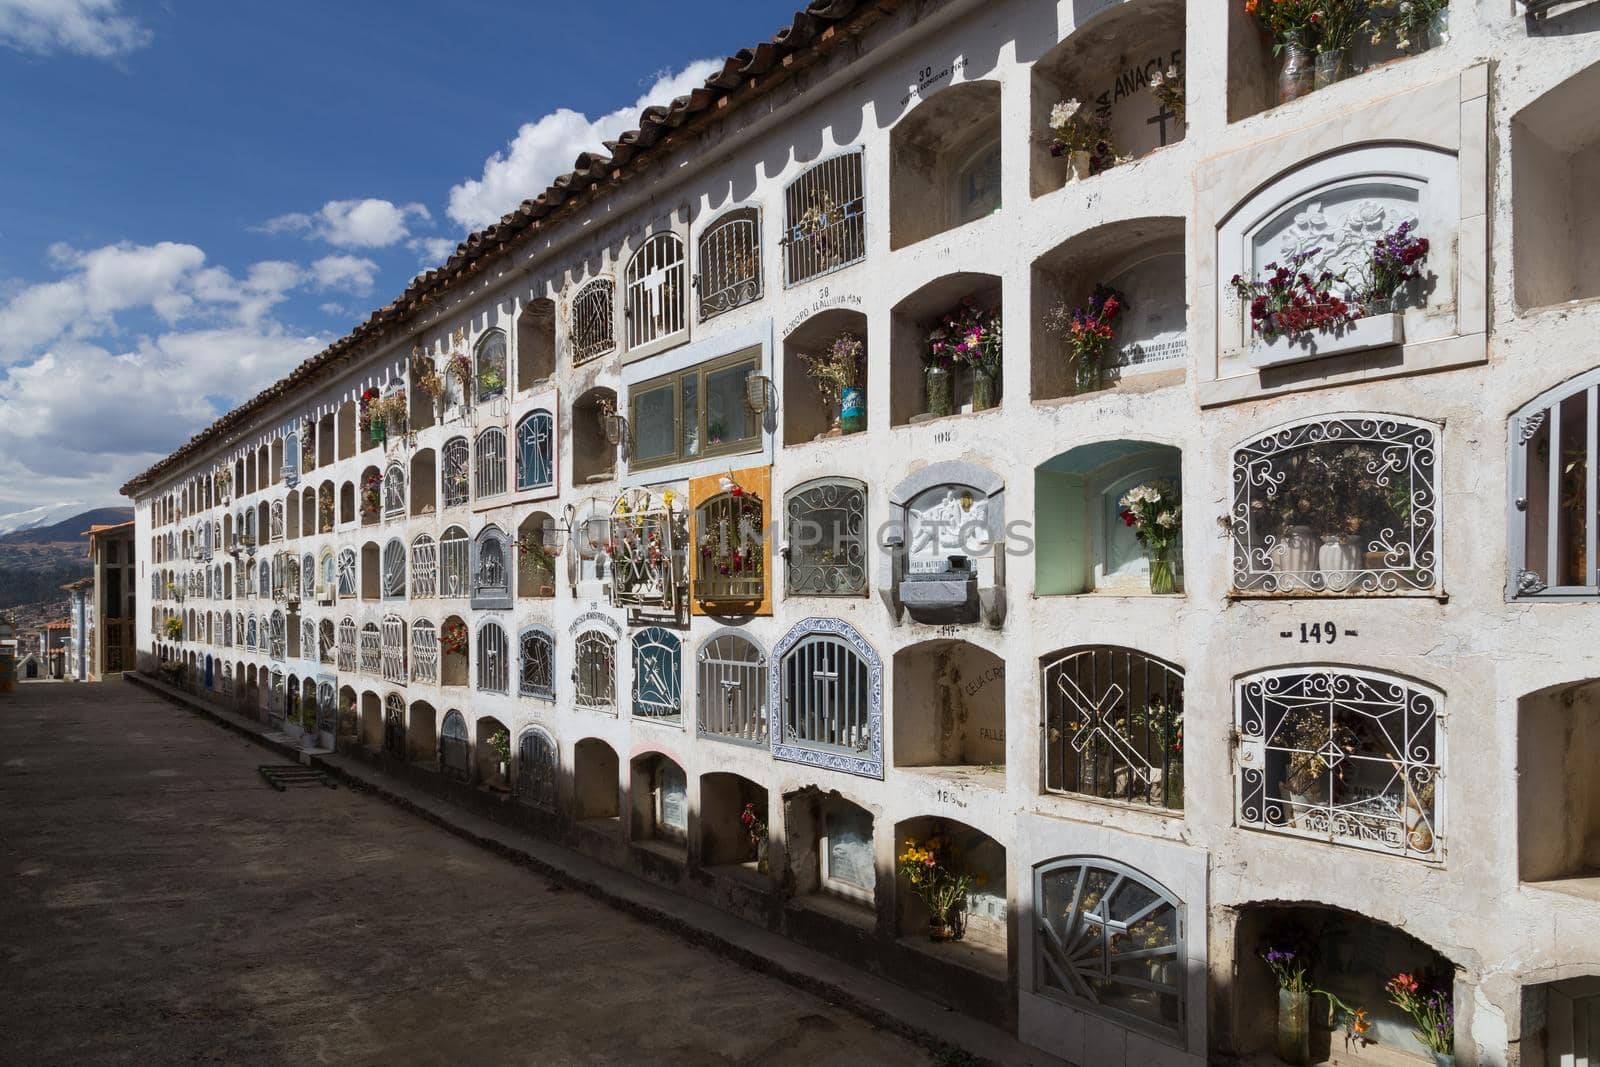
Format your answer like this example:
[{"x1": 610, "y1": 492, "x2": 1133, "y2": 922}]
[
  {"x1": 825, "y1": 807, "x2": 876, "y2": 893},
  {"x1": 1108, "y1": 251, "x2": 1187, "y2": 374}
]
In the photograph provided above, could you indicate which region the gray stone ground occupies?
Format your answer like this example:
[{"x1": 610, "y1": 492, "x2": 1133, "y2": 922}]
[{"x1": 0, "y1": 680, "x2": 933, "y2": 1066}]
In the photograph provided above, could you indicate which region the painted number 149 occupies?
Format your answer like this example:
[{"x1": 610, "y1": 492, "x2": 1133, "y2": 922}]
[{"x1": 1299, "y1": 621, "x2": 1338, "y2": 644}]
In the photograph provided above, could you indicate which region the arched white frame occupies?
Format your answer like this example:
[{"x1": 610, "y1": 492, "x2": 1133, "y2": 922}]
[
  {"x1": 782, "y1": 149, "x2": 866, "y2": 286},
  {"x1": 336, "y1": 617, "x2": 356, "y2": 671},
  {"x1": 476, "y1": 621, "x2": 509, "y2": 693},
  {"x1": 474, "y1": 426, "x2": 508, "y2": 499},
  {"x1": 381, "y1": 539, "x2": 406, "y2": 600},
  {"x1": 336, "y1": 548, "x2": 357, "y2": 598},
  {"x1": 785, "y1": 477, "x2": 868, "y2": 596},
  {"x1": 442, "y1": 437, "x2": 470, "y2": 508},
  {"x1": 439, "y1": 526, "x2": 469, "y2": 598},
  {"x1": 440, "y1": 709, "x2": 470, "y2": 780},
  {"x1": 516, "y1": 725, "x2": 559, "y2": 809},
  {"x1": 384, "y1": 462, "x2": 406, "y2": 519},
  {"x1": 475, "y1": 328, "x2": 508, "y2": 403},
  {"x1": 1509, "y1": 367, "x2": 1600, "y2": 597},
  {"x1": 411, "y1": 534, "x2": 438, "y2": 599},
  {"x1": 1033, "y1": 857, "x2": 1186, "y2": 1041},
  {"x1": 624, "y1": 231, "x2": 686, "y2": 350},
  {"x1": 1235, "y1": 666, "x2": 1443, "y2": 861},
  {"x1": 518, "y1": 625, "x2": 555, "y2": 701},
  {"x1": 410, "y1": 619, "x2": 438, "y2": 683},
  {"x1": 1231, "y1": 414, "x2": 1440, "y2": 595},
  {"x1": 515, "y1": 410, "x2": 555, "y2": 491},
  {"x1": 1042, "y1": 646, "x2": 1185, "y2": 810},
  {"x1": 770, "y1": 617, "x2": 883, "y2": 779},
  {"x1": 696, "y1": 630, "x2": 767, "y2": 746},
  {"x1": 380, "y1": 614, "x2": 407, "y2": 684},
  {"x1": 359, "y1": 621, "x2": 382, "y2": 674},
  {"x1": 697, "y1": 207, "x2": 762, "y2": 320},
  {"x1": 570, "y1": 278, "x2": 615, "y2": 364}
]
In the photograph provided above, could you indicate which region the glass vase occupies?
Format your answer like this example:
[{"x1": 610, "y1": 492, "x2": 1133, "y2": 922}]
[
  {"x1": 1075, "y1": 356, "x2": 1101, "y2": 394},
  {"x1": 840, "y1": 385, "x2": 866, "y2": 434},
  {"x1": 925, "y1": 364, "x2": 953, "y2": 419},
  {"x1": 1278, "y1": 988, "x2": 1311, "y2": 1066},
  {"x1": 972, "y1": 369, "x2": 998, "y2": 412},
  {"x1": 1425, "y1": 6, "x2": 1450, "y2": 49},
  {"x1": 1149, "y1": 554, "x2": 1176, "y2": 595},
  {"x1": 1278, "y1": 41, "x2": 1315, "y2": 104},
  {"x1": 1313, "y1": 48, "x2": 1346, "y2": 90}
]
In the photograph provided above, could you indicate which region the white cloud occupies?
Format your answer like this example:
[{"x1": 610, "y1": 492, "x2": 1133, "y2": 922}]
[
  {"x1": 447, "y1": 59, "x2": 722, "y2": 231},
  {"x1": 0, "y1": 242, "x2": 308, "y2": 361},
  {"x1": 310, "y1": 254, "x2": 379, "y2": 294},
  {"x1": 0, "y1": 328, "x2": 322, "y2": 509},
  {"x1": 0, "y1": 0, "x2": 151, "y2": 59},
  {"x1": 408, "y1": 235, "x2": 457, "y2": 264},
  {"x1": 261, "y1": 197, "x2": 431, "y2": 249}
]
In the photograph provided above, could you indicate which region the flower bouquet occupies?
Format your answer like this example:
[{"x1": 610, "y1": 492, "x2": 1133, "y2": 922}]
[
  {"x1": 1046, "y1": 283, "x2": 1127, "y2": 394},
  {"x1": 1043, "y1": 98, "x2": 1115, "y2": 181},
  {"x1": 925, "y1": 299, "x2": 1002, "y2": 415},
  {"x1": 1230, "y1": 249, "x2": 1358, "y2": 343},
  {"x1": 360, "y1": 470, "x2": 382, "y2": 518},
  {"x1": 1119, "y1": 480, "x2": 1182, "y2": 593},
  {"x1": 897, "y1": 832, "x2": 983, "y2": 941},
  {"x1": 740, "y1": 802, "x2": 770, "y2": 874},
  {"x1": 440, "y1": 620, "x2": 468, "y2": 657},
  {"x1": 801, "y1": 331, "x2": 865, "y2": 435},
  {"x1": 1355, "y1": 219, "x2": 1430, "y2": 313},
  {"x1": 1245, "y1": 0, "x2": 1322, "y2": 102},
  {"x1": 1387, "y1": 972, "x2": 1454, "y2": 1060}
]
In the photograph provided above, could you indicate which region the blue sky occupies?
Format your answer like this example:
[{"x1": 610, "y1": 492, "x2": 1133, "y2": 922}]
[{"x1": 0, "y1": 0, "x2": 796, "y2": 518}]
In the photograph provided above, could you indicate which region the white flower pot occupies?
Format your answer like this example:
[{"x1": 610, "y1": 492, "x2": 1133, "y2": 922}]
[
  {"x1": 1065, "y1": 150, "x2": 1092, "y2": 182},
  {"x1": 1269, "y1": 526, "x2": 1319, "y2": 589},
  {"x1": 1246, "y1": 312, "x2": 1403, "y2": 370},
  {"x1": 1317, "y1": 536, "x2": 1361, "y2": 592}
]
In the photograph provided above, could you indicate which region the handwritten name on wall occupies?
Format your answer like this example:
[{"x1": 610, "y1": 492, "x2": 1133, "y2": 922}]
[{"x1": 899, "y1": 57, "x2": 969, "y2": 109}]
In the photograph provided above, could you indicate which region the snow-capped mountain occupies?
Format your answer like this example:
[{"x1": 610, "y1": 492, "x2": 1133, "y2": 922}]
[{"x1": 0, "y1": 503, "x2": 130, "y2": 540}]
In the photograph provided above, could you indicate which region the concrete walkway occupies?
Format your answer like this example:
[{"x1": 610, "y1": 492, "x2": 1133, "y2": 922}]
[{"x1": 6, "y1": 676, "x2": 1065, "y2": 1066}]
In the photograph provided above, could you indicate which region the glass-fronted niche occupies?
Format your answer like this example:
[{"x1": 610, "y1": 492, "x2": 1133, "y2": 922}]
[{"x1": 629, "y1": 348, "x2": 761, "y2": 471}]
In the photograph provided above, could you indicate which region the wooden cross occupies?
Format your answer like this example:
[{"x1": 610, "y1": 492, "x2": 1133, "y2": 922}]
[{"x1": 1147, "y1": 102, "x2": 1177, "y2": 146}]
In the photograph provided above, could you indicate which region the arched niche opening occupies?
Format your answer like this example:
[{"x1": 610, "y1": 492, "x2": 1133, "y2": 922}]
[
  {"x1": 299, "y1": 487, "x2": 315, "y2": 537},
  {"x1": 1030, "y1": 216, "x2": 1186, "y2": 401},
  {"x1": 783, "y1": 787, "x2": 877, "y2": 913},
  {"x1": 517, "y1": 296, "x2": 556, "y2": 391},
  {"x1": 630, "y1": 752, "x2": 688, "y2": 856},
  {"x1": 336, "y1": 684, "x2": 357, "y2": 739},
  {"x1": 781, "y1": 307, "x2": 869, "y2": 446},
  {"x1": 1513, "y1": 61, "x2": 1600, "y2": 311},
  {"x1": 572, "y1": 387, "x2": 618, "y2": 485},
  {"x1": 573, "y1": 738, "x2": 621, "y2": 823},
  {"x1": 359, "y1": 691, "x2": 382, "y2": 750},
  {"x1": 336, "y1": 401, "x2": 356, "y2": 461},
  {"x1": 440, "y1": 614, "x2": 468, "y2": 687},
  {"x1": 699, "y1": 772, "x2": 769, "y2": 875},
  {"x1": 407, "y1": 358, "x2": 437, "y2": 433},
  {"x1": 317, "y1": 413, "x2": 335, "y2": 466},
  {"x1": 408, "y1": 700, "x2": 437, "y2": 765},
  {"x1": 359, "y1": 464, "x2": 381, "y2": 526},
  {"x1": 1031, "y1": 0, "x2": 1186, "y2": 197},
  {"x1": 517, "y1": 511, "x2": 557, "y2": 598},
  {"x1": 892, "y1": 640, "x2": 1006, "y2": 778},
  {"x1": 1034, "y1": 439, "x2": 1183, "y2": 595},
  {"x1": 269, "y1": 438, "x2": 284, "y2": 486},
  {"x1": 475, "y1": 715, "x2": 509, "y2": 790},
  {"x1": 893, "y1": 816, "x2": 1008, "y2": 973},
  {"x1": 360, "y1": 542, "x2": 380, "y2": 601},
  {"x1": 1231, "y1": 902, "x2": 1458, "y2": 1060},
  {"x1": 890, "y1": 80, "x2": 1002, "y2": 249},
  {"x1": 339, "y1": 481, "x2": 355, "y2": 526},
  {"x1": 409, "y1": 448, "x2": 436, "y2": 517},
  {"x1": 889, "y1": 272, "x2": 1003, "y2": 427},
  {"x1": 1518, "y1": 678, "x2": 1600, "y2": 890}
]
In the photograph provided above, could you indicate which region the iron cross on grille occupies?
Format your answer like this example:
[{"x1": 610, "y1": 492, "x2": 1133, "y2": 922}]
[{"x1": 1057, "y1": 675, "x2": 1150, "y2": 772}]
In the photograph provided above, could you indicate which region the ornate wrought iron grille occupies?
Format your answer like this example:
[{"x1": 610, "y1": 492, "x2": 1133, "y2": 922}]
[
  {"x1": 697, "y1": 208, "x2": 761, "y2": 320},
  {"x1": 384, "y1": 693, "x2": 406, "y2": 759},
  {"x1": 1231, "y1": 416, "x2": 1439, "y2": 594},
  {"x1": 631, "y1": 627, "x2": 681, "y2": 719},
  {"x1": 782, "y1": 151, "x2": 866, "y2": 286},
  {"x1": 519, "y1": 627, "x2": 555, "y2": 700},
  {"x1": 1235, "y1": 667, "x2": 1442, "y2": 861},
  {"x1": 259, "y1": 561, "x2": 271, "y2": 599},
  {"x1": 624, "y1": 232, "x2": 686, "y2": 350},
  {"x1": 381, "y1": 615, "x2": 407, "y2": 684},
  {"x1": 516, "y1": 410, "x2": 555, "y2": 491},
  {"x1": 694, "y1": 491, "x2": 765, "y2": 607},
  {"x1": 784, "y1": 478, "x2": 867, "y2": 596},
  {"x1": 382, "y1": 540, "x2": 406, "y2": 599},
  {"x1": 516, "y1": 727, "x2": 558, "y2": 810},
  {"x1": 574, "y1": 630, "x2": 616, "y2": 710},
  {"x1": 770, "y1": 619, "x2": 882, "y2": 779},
  {"x1": 442, "y1": 437, "x2": 470, "y2": 508},
  {"x1": 611, "y1": 501, "x2": 682, "y2": 610},
  {"x1": 337, "y1": 549, "x2": 356, "y2": 598},
  {"x1": 1034, "y1": 858, "x2": 1185, "y2": 1039},
  {"x1": 696, "y1": 632, "x2": 767, "y2": 745},
  {"x1": 475, "y1": 329, "x2": 507, "y2": 403},
  {"x1": 223, "y1": 612, "x2": 233, "y2": 646},
  {"x1": 301, "y1": 554, "x2": 315, "y2": 599},
  {"x1": 439, "y1": 528, "x2": 469, "y2": 598},
  {"x1": 411, "y1": 535, "x2": 437, "y2": 598},
  {"x1": 245, "y1": 615, "x2": 258, "y2": 651},
  {"x1": 359, "y1": 622, "x2": 381, "y2": 674},
  {"x1": 316, "y1": 682, "x2": 335, "y2": 735},
  {"x1": 440, "y1": 711, "x2": 470, "y2": 780},
  {"x1": 300, "y1": 619, "x2": 315, "y2": 659},
  {"x1": 476, "y1": 622, "x2": 508, "y2": 693},
  {"x1": 1043, "y1": 646, "x2": 1185, "y2": 810},
  {"x1": 336, "y1": 618, "x2": 356, "y2": 671},
  {"x1": 384, "y1": 463, "x2": 406, "y2": 519},
  {"x1": 410, "y1": 620, "x2": 438, "y2": 683},
  {"x1": 570, "y1": 279, "x2": 614, "y2": 364},
  {"x1": 270, "y1": 501, "x2": 284, "y2": 542},
  {"x1": 319, "y1": 619, "x2": 334, "y2": 664},
  {"x1": 1510, "y1": 370, "x2": 1600, "y2": 596},
  {"x1": 474, "y1": 427, "x2": 508, "y2": 499}
]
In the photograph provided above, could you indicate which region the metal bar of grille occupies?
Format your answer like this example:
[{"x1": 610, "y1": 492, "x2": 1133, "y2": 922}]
[
  {"x1": 784, "y1": 152, "x2": 865, "y2": 286},
  {"x1": 698, "y1": 211, "x2": 761, "y2": 320},
  {"x1": 572, "y1": 280, "x2": 614, "y2": 364},
  {"x1": 412, "y1": 538, "x2": 437, "y2": 598},
  {"x1": 1549, "y1": 400, "x2": 1562, "y2": 586},
  {"x1": 1589, "y1": 386, "x2": 1597, "y2": 589}
]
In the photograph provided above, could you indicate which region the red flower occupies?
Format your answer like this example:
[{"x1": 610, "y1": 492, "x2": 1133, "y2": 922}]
[{"x1": 1119, "y1": 508, "x2": 1138, "y2": 527}]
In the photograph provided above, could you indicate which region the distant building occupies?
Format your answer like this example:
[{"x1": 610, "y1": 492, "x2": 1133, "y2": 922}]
[
  {"x1": 61, "y1": 577, "x2": 94, "y2": 682},
  {"x1": 87, "y1": 521, "x2": 136, "y2": 676},
  {"x1": 37, "y1": 621, "x2": 69, "y2": 679}
]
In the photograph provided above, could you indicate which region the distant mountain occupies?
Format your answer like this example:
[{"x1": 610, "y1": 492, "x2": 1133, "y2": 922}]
[{"x1": 0, "y1": 506, "x2": 133, "y2": 545}]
